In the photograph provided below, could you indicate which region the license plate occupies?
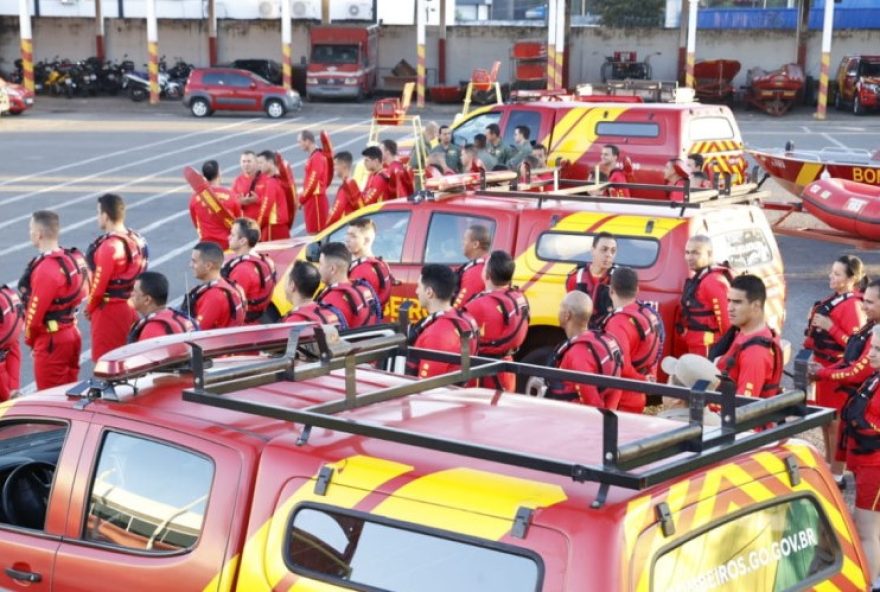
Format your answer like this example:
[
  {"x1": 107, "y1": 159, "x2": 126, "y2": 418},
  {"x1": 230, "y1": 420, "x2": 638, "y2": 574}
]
[{"x1": 25, "y1": 98, "x2": 33, "y2": 105}]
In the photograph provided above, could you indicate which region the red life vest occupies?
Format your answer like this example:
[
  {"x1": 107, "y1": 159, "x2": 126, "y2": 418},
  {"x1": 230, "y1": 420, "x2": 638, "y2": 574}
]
[
  {"x1": 404, "y1": 308, "x2": 479, "y2": 376},
  {"x1": 805, "y1": 292, "x2": 858, "y2": 362},
  {"x1": 679, "y1": 264, "x2": 734, "y2": 333},
  {"x1": 183, "y1": 279, "x2": 246, "y2": 327},
  {"x1": 85, "y1": 229, "x2": 149, "y2": 298},
  {"x1": 712, "y1": 327, "x2": 784, "y2": 398},
  {"x1": 284, "y1": 301, "x2": 348, "y2": 330},
  {"x1": 349, "y1": 256, "x2": 394, "y2": 307},
  {"x1": 566, "y1": 265, "x2": 614, "y2": 328},
  {"x1": 19, "y1": 247, "x2": 90, "y2": 323},
  {"x1": 841, "y1": 372, "x2": 880, "y2": 456},
  {"x1": 221, "y1": 253, "x2": 277, "y2": 322},
  {"x1": 128, "y1": 308, "x2": 197, "y2": 342},
  {"x1": 316, "y1": 282, "x2": 380, "y2": 328},
  {"x1": 0, "y1": 286, "x2": 23, "y2": 351},
  {"x1": 547, "y1": 330, "x2": 623, "y2": 401},
  {"x1": 466, "y1": 288, "x2": 530, "y2": 356},
  {"x1": 603, "y1": 301, "x2": 664, "y2": 374}
]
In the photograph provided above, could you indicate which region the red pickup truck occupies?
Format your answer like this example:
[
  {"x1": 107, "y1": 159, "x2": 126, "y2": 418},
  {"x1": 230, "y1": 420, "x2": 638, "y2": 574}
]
[{"x1": 0, "y1": 324, "x2": 865, "y2": 591}]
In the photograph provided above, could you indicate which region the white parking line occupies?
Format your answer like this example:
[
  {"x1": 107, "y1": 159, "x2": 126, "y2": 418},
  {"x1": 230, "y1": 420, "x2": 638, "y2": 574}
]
[
  {"x1": 820, "y1": 133, "x2": 849, "y2": 149},
  {"x1": 0, "y1": 116, "x2": 262, "y2": 188}
]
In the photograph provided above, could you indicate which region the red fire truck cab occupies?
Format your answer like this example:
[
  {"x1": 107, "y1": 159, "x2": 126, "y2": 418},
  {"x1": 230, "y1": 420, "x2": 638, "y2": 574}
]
[{"x1": 306, "y1": 24, "x2": 379, "y2": 101}]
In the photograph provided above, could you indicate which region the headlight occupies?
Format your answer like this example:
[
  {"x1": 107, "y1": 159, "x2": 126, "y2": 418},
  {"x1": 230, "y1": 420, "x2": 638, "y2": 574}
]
[
  {"x1": 344, "y1": 77, "x2": 358, "y2": 85},
  {"x1": 288, "y1": 89, "x2": 300, "y2": 98},
  {"x1": 306, "y1": 77, "x2": 318, "y2": 85}
]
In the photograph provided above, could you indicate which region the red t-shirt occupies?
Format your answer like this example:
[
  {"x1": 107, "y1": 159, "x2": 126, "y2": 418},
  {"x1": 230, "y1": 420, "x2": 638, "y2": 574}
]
[
  {"x1": 327, "y1": 179, "x2": 364, "y2": 227},
  {"x1": 362, "y1": 171, "x2": 392, "y2": 206},
  {"x1": 231, "y1": 173, "x2": 262, "y2": 221},
  {"x1": 301, "y1": 150, "x2": 330, "y2": 234},
  {"x1": 715, "y1": 326, "x2": 780, "y2": 398},
  {"x1": 406, "y1": 309, "x2": 479, "y2": 379},
  {"x1": 453, "y1": 258, "x2": 486, "y2": 309},
  {"x1": 189, "y1": 186, "x2": 241, "y2": 249},
  {"x1": 187, "y1": 279, "x2": 245, "y2": 331}
]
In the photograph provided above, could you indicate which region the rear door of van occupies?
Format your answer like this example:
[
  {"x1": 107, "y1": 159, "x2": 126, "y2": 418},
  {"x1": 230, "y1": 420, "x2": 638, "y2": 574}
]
[{"x1": 684, "y1": 106, "x2": 748, "y2": 184}]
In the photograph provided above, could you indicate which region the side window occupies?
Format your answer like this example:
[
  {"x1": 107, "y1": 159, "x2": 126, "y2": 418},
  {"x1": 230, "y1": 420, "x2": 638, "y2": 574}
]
[
  {"x1": 452, "y1": 112, "x2": 502, "y2": 146},
  {"x1": 711, "y1": 228, "x2": 774, "y2": 270},
  {"x1": 84, "y1": 432, "x2": 214, "y2": 553},
  {"x1": 228, "y1": 74, "x2": 252, "y2": 88},
  {"x1": 0, "y1": 421, "x2": 67, "y2": 531},
  {"x1": 536, "y1": 232, "x2": 660, "y2": 269},
  {"x1": 424, "y1": 213, "x2": 496, "y2": 264},
  {"x1": 202, "y1": 72, "x2": 224, "y2": 86},
  {"x1": 325, "y1": 211, "x2": 411, "y2": 263},
  {"x1": 503, "y1": 110, "x2": 542, "y2": 146},
  {"x1": 688, "y1": 117, "x2": 735, "y2": 142},
  {"x1": 653, "y1": 497, "x2": 840, "y2": 591}
]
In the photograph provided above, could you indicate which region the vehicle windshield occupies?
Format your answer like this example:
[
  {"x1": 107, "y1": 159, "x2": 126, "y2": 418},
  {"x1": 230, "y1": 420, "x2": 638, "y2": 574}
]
[
  {"x1": 859, "y1": 61, "x2": 880, "y2": 77},
  {"x1": 250, "y1": 73, "x2": 271, "y2": 85},
  {"x1": 312, "y1": 45, "x2": 359, "y2": 65}
]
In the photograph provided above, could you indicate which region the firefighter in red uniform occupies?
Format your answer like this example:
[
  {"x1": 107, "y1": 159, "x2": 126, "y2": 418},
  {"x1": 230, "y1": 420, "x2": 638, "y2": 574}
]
[
  {"x1": 406, "y1": 264, "x2": 480, "y2": 379},
  {"x1": 361, "y1": 146, "x2": 393, "y2": 207},
  {"x1": 664, "y1": 158, "x2": 689, "y2": 203},
  {"x1": 189, "y1": 159, "x2": 242, "y2": 250},
  {"x1": 602, "y1": 266, "x2": 664, "y2": 413},
  {"x1": 298, "y1": 130, "x2": 330, "y2": 234},
  {"x1": 255, "y1": 150, "x2": 290, "y2": 241},
  {"x1": 20, "y1": 210, "x2": 90, "y2": 390},
  {"x1": 839, "y1": 325, "x2": 880, "y2": 584},
  {"x1": 283, "y1": 261, "x2": 346, "y2": 328},
  {"x1": 183, "y1": 242, "x2": 246, "y2": 330},
  {"x1": 454, "y1": 224, "x2": 492, "y2": 308},
  {"x1": 327, "y1": 151, "x2": 364, "y2": 226},
  {"x1": 804, "y1": 255, "x2": 867, "y2": 476},
  {"x1": 566, "y1": 231, "x2": 617, "y2": 328},
  {"x1": 382, "y1": 139, "x2": 414, "y2": 198},
  {"x1": 128, "y1": 271, "x2": 197, "y2": 342},
  {"x1": 86, "y1": 194, "x2": 149, "y2": 361},
  {"x1": 677, "y1": 235, "x2": 732, "y2": 356},
  {"x1": 315, "y1": 242, "x2": 380, "y2": 329},
  {"x1": 589, "y1": 144, "x2": 630, "y2": 198},
  {"x1": 547, "y1": 291, "x2": 624, "y2": 409},
  {"x1": 222, "y1": 218, "x2": 277, "y2": 325},
  {"x1": 231, "y1": 150, "x2": 263, "y2": 222},
  {"x1": 346, "y1": 218, "x2": 393, "y2": 314},
  {"x1": 462, "y1": 250, "x2": 529, "y2": 391},
  {"x1": 0, "y1": 286, "x2": 23, "y2": 401},
  {"x1": 711, "y1": 274, "x2": 783, "y2": 399}
]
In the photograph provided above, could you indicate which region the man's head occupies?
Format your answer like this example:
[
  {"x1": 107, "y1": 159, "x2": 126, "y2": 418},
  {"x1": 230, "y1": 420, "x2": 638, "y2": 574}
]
[
  {"x1": 318, "y1": 242, "x2": 352, "y2": 285},
  {"x1": 473, "y1": 133, "x2": 487, "y2": 150},
  {"x1": 417, "y1": 263, "x2": 456, "y2": 309},
  {"x1": 286, "y1": 260, "x2": 322, "y2": 304},
  {"x1": 684, "y1": 235, "x2": 713, "y2": 272},
  {"x1": 862, "y1": 279, "x2": 880, "y2": 323},
  {"x1": 600, "y1": 144, "x2": 620, "y2": 168},
  {"x1": 591, "y1": 232, "x2": 617, "y2": 273},
  {"x1": 558, "y1": 290, "x2": 593, "y2": 338},
  {"x1": 334, "y1": 151, "x2": 353, "y2": 180},
  {"x1": 202, "y1": 159, "x2": 220, "y2": 183},
  {"x1": 533, "y1": 143, "x2": 547, "y2": 166},
  {"x1": 228, "y1": 217, "x2": 261, "y2": 253},
  {"x1": 30, "y1": 210, "x2": 60, "y2": 247},
  {"x1": 461, "y1": 144, "x2": 476, "y2": 169},
  {"x1": 687, "y1": 153, "x2": 705, "y2": 173},
  {"x1": 298, "y1": 130, "x2": 316, "y2": 152},
  {"x1": 131, "y1": 271, "x2": 169, "y2": 315},
  {"x1": 610, "y1": 266, "x2": 639, "y2": 305},
  {"x1": 438, "y1": 125, "x2": 452, "y2": 146},
  {"x1": 485, "y1": 123, "x2": 501, "y2": 142},
  {"x1": 423, "y1": 121, "x2": 439, "y2": 141},
  {"x1": 362, "y1": 146, "x2": 383, "y2": 173},
  {"x1": 484, "y1": 250, "x2": 515, "y2": 288},
  {"x1": 97, "y1": 193, "x2": 125, "y2": 231},
  {"x1": 345, "y1": 218, "x2": 376, "y2": 259},
  {"x1": 664, "y1": 158, "x2": 686, "y2": 182},
  {"x1": 190, "y1": 241, "x2": 225, "y2": 282},
  {"x1": 462, "y1": 224, "x2": 492, "y2": 260},
  {"x1": 728, "y1": 274, "x2": 766, "y2": 329},
  {"x1": 514, "y1": 125, "x2": 531, "y2": 145},
  {"x1": 256, "y1": 150, "x2": 276, "y2": 175},
  {"x1": 380, "y1": 139, "x2": 398, "y2": 164},
  {"x1": 240, "y1": 150, "x2": 256, "y2": 176}
]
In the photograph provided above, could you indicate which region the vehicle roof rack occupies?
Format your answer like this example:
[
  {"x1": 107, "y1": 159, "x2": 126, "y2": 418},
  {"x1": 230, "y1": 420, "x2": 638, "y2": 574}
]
[{"x1": 181, "y1": 319, "x2": 831, "y2": 508}]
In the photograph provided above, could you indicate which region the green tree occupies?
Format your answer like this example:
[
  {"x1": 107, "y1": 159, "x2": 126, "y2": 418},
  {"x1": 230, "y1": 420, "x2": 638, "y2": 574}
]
[{"x1": 594, "y1": 0, "x2": 665, "y2": 27}]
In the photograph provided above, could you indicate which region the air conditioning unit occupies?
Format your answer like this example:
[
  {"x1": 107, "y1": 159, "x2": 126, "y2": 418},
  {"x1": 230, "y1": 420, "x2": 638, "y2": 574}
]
[
  {"x1": 291, "y1": 0, "x2": 321, "y2": 20},
  {"x1": 330, "y1": 1, "x2": 374, "y2": 21},
  {"x1": 258, "y1": 0, "x2": 280, "y2": 19}
]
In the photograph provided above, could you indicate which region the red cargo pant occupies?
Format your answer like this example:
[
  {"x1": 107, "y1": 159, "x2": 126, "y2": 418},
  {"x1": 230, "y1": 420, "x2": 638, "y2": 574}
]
[
  {"x1": 32, "y1": 325, "x2": 81, "y2": 390},
  {"x1": 0, "y1": 341, "x2": 21, "y2": 402},
  {"x1": 90, "y1": 299, "x2": 138, "y2": 362}
]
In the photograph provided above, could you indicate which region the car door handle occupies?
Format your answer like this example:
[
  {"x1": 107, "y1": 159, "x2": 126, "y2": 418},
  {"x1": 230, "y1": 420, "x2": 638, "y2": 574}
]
[{"x1": 5, "y1": 567, "x2": 42, "y2": 583}]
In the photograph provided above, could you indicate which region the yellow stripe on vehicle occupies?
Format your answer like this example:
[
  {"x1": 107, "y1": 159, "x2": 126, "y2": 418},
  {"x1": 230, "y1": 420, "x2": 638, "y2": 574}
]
[
  {"x1": 548, "y1": 106, "x2": 629, "y2": 161},
  {"x1": 370, "y1": 467, "x2": 567, "y2": 541},
  {"x1": 0, "y1": 399, "x2": 15, "y2": 420},
  {"x1": 202, "y1": 555, "x2": 239, "y2": 592},
  {"x1": 813, "y1": 581, "x2": 842, "y2": 592},
  {"x1": 795, "y1": 162, "x2": 824, "y2": 188},
  {"x1": 233, "y1": 455, "x2": 414, "y2": 591}
]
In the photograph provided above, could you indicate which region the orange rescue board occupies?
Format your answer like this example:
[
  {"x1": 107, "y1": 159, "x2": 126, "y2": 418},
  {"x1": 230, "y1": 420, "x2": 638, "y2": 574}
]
[{"x1": 183, "y1": 165, "x2": 237, "y2": 229}]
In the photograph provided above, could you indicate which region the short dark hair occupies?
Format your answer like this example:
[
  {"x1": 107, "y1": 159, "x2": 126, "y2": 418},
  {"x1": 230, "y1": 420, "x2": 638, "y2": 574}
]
[
  {"x1": 202, "y1": 159, "x2": 220, "y2": 182},
  {"x1": 289, "y1": 260, "x2": 321, "y2": 299},
  {"x1": 136, "y1": 271, "x2": 169, "y2": 306},
  {"x1": 362, "y1": 146, "x2": 382, "y2": 161},
  {"x1": 32, "y1": 210, "x2": 60, "y2": 238},
  {"x1": 533, "y1": 143, "x2": 547, "y2": 153},
  {"x1": 97, "y1": 193, "x2": 125, "y2": 222},
  {"x1": 300, "y1": 130, "x2": 315, "y2": 143},
  {"x1": 335, "y1": 151, "x2": 353, "y2": 167},
  {"x1": 592, "y1": 231, "x2": 616, "y2": 249},
  {"x1": 233, "y1": 217, "x2": 261, "y2": 248},
  {"x1": 349, "y1": 218, "x2": 376, "y2": 233},
  {"x1": 688, "y1": 153, "x2": 705, "y2": 168},
  {"x1": 603, "y1": 144, "x2": 620, "y2": 158},
  {"x1": 381, "y1": 139, "x2": 398, "y2": 156},
  {"x1": 467, "y1": 224, "x2": 492, "y2": 251},
  {"x1": 320, "y1": 241, "x2": 352, "y2": 266},
  {"x1": 257, "y1": 149, "x2": 275, "y2": 161},
  {"x1": 867, "y1": 278, "x2": 880, "y2": 293},
  {"x1": 515, "y1": 125, "x2": 531, "y2": 140},
  {"x1": 486, "y1": 250, "x2": 515, "y2": 285},
  {"x1": 420, "y1": 263, "x2": 456, "y2": 302},
  {"x1": 193, "y1": 241, "x2": 225, "y2": 267},
  {"x1": 730, "y1": 274, "x2": 767, "y2": 308},
  {"x1": 485, "y1": 123, "x2": 501, "y2": 137},
  {"x1": 241, "y1": 150, "x2": 255, "y2": 157},
  {"x1": 439, "y1": 125, "x2": 450, "y2": 134},
  {"x1": 611, "y1": 266, "x2": 639, "y2": 299},
  {"x1": 473, "y1": 133, "x2": 487, "y2": 148}
]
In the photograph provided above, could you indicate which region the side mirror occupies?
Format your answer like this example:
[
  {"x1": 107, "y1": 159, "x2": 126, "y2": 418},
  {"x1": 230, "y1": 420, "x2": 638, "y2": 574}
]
[{"x1": 305, "y1": 242, "x2": 322, "y2": 263}]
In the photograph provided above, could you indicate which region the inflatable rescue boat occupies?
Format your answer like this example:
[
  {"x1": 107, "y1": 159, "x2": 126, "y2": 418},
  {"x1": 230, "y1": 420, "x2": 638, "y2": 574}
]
[{"x1": 801, "y1": 178, "x2": 880, "y2": 241}]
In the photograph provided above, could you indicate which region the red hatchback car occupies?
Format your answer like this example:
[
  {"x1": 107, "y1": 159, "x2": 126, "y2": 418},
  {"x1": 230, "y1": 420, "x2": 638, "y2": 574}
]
[
  {"x1": 0, "y1": 77, "x2": 34, "y2": 114},
  {"x1": 183, "y1": 67, "x2": 302, "y2": 119}
]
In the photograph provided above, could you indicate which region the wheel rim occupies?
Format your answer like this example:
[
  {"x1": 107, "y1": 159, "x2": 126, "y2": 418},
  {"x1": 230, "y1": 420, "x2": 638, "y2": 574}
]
[
  {"x1": 192, "y1": 101, "x2": 208, "y2": 116},
  {"x1": 267, "y1": 101, "x2": 283, "y2": 118}
]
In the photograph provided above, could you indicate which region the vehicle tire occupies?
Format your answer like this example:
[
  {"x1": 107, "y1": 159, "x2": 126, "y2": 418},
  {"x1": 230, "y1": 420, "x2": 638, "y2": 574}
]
[
  {"x1": 515, "y1": 345, "x2": 555, "y2": 396},
  {"x1": 129, "y1": 85, "x2": 147, "y2": 102},
  {"x1": 834, "y1": 90, "x2": 842, "y2": 111},
  {"x1": 265, "y1": 99, "x2": 285, "y2": 119},
  {"x1": 190, "y1": 98, "x2": 211, "y2": 118},
  {"x1": 854, "y1": 95, "x2": 865, "y2": 116}
]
